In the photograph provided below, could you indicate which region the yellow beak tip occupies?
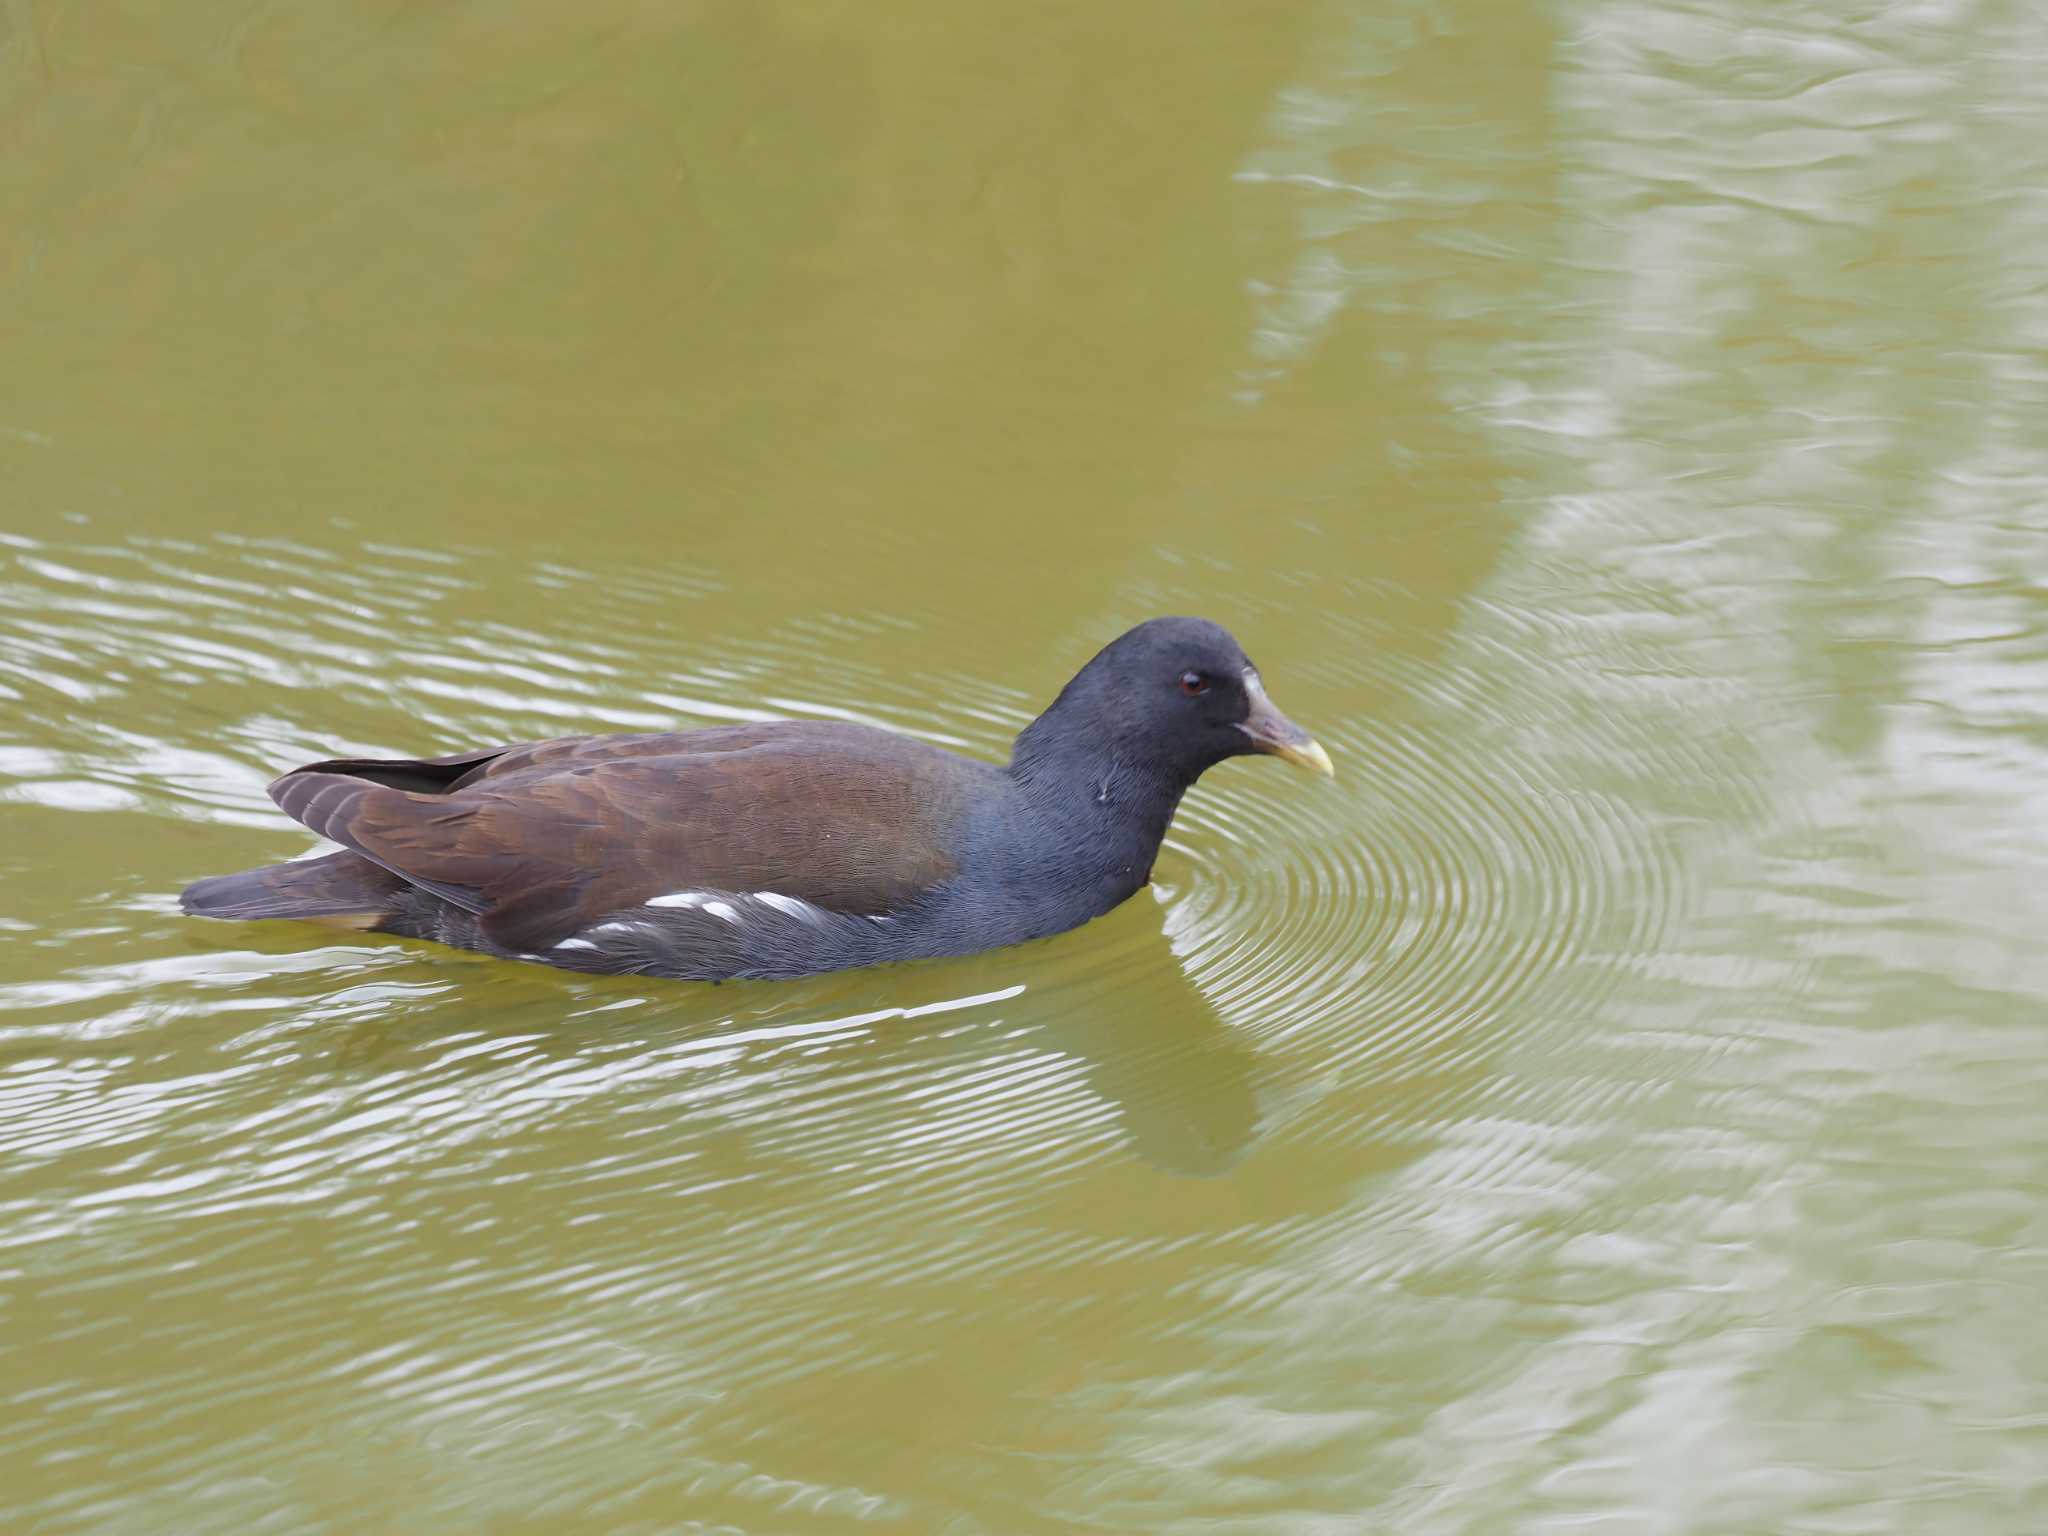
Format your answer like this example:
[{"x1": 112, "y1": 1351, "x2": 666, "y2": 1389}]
[{"x1": 1286, "y1": 739, "x2": 1336, "y2": 780}]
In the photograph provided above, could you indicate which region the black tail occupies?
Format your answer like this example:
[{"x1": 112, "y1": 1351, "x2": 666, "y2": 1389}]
[{"x1": 180, "y1": 850, "x2": 404, "y2": 927}]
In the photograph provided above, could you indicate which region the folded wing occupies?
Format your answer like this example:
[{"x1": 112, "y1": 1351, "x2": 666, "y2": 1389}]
[{"x1": 269, "y1": 725, "x2": 970, "y2": 952}]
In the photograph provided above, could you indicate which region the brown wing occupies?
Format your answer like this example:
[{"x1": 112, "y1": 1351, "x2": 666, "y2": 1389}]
[{"x1": 270, "y1": 724, "x2": 978, "y2": 952}]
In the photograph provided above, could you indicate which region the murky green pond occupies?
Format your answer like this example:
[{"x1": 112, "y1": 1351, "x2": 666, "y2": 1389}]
[{"x1": 6, "y1": 2, "x2": 2048, "y2": 1531}]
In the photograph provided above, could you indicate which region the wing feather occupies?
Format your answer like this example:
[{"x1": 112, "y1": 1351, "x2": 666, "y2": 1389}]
[{"x1": 268, "y1": 725, "x2": 976, "y2": 952}]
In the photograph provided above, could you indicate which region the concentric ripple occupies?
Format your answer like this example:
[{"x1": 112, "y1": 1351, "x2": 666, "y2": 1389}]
[{"x1": 1118, "y1": 572, "x2": 1793, "y2": 1173}]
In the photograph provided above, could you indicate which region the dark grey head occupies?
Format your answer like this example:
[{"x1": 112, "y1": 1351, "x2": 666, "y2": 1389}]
[{"x1": 1012, "y1": 616, "x2": 1334, "y2": 790}]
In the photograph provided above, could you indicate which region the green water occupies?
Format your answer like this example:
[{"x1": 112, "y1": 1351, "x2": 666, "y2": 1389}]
[{"x1": 5, "y1": 3, "x2": 2047, "y2": 1531}]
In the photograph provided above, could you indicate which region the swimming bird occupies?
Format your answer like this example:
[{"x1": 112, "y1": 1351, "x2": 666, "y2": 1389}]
[{"x1": 180, "y1": 616, "x2": 1333, "y2": 980}]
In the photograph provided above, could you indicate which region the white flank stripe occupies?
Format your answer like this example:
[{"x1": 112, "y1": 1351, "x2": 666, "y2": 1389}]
[
  {"x1": 703, "y1": 901, "x2": 741, "y2": 924},
  {"x1": 554, "y1": 938, "x2": 599, "y2": 952},
  {"x1": 756, "y1": 891, "x2": 820, "y2": 921},
  {"x1": 646, "y1": 891, "x2": 713, "y2": 909}
]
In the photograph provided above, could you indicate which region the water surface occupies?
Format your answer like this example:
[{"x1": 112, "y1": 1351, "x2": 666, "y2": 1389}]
[{"x1": 5, "y1": 2, "x2": 2048, "y2": 1531}]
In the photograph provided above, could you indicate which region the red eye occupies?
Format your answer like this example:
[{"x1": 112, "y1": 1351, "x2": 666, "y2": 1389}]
[{"x1": 1179, "y1": 670, "x2": 1209, "y2": 697}]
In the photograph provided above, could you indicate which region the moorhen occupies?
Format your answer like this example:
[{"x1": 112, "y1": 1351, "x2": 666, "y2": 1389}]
[{"x1": 180, "y1": 616, "x2": 1333, "y2": 979}]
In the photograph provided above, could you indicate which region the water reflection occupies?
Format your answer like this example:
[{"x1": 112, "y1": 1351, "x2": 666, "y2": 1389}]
[
  {"x1": 316, "y1": 909, "x2": 1271, "y2": 1180},
  {"x1": 1013, "y1": 906, "x2": 1266, "y2": 1177}
]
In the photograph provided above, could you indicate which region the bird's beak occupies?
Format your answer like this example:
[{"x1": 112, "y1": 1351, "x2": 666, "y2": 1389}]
[{"x1": 1238, "y1": 671, "x2": 1336, "y2": 779}]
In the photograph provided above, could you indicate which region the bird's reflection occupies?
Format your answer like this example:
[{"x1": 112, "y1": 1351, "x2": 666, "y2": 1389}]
[
  {"x1": 1020, "y1": 906, "x2": 1264, "y2": 1176},
  {"x1": 315, "y1": 893, "x2": 1265, "y2": 1177}
]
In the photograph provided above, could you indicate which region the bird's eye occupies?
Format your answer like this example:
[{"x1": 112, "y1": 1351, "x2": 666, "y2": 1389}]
[{"x1": 1179, "y1": 670, "x2": 1209, "y2": 697}]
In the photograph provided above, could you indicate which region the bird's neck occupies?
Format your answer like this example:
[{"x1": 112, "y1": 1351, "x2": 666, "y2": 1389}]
[{"x1": 1006, "y1": 726, "x2": 1191, "y2": 896}]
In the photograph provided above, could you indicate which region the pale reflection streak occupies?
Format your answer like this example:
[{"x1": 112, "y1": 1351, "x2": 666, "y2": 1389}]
[{"x1": 1081, "y1": 3, "x2": 2048, "y2": 1528}]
